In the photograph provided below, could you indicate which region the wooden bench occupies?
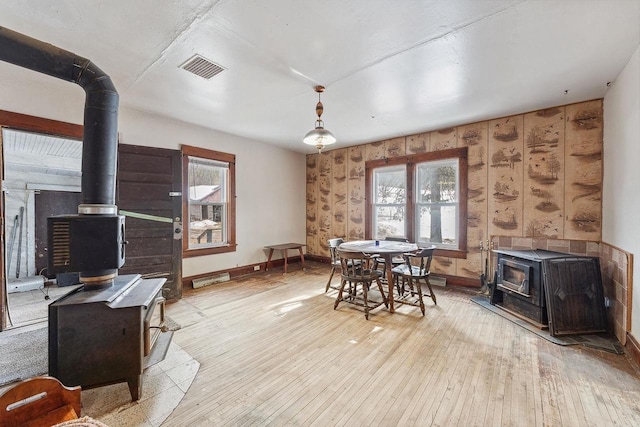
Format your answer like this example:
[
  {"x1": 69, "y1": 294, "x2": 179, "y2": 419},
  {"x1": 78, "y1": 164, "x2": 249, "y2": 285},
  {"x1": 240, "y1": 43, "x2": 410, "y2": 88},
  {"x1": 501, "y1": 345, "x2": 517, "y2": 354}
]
[{"x1": 264, "y1": 243, "x2": 306, "y2": 274}]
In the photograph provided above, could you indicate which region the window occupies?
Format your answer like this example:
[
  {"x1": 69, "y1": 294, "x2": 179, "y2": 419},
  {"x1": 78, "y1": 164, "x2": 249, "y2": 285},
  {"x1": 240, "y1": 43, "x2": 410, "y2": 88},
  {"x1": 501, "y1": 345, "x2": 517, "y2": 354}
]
[
  {"x1": 366, "y1": 147, "x2": 467, "y2": 257},
  {"x1": 182, "y1": 145, "x2": 236, "y2": 257},
  {"x1": 372, "y1": 165, "x2": 407, "y2": 238}
]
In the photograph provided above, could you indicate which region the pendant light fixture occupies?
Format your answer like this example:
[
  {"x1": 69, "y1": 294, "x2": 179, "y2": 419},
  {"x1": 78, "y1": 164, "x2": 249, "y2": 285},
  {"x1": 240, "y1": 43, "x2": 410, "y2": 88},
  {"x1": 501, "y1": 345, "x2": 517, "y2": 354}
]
[{"x1": 303, "y1": 85, "x2": 336, "y2": 153}]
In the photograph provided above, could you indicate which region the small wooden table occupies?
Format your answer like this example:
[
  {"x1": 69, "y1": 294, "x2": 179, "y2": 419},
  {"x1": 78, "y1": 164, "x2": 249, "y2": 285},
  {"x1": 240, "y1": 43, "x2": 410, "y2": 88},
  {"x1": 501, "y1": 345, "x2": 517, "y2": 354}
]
[
  {"x1": 265, "y1": 243, "x2": 306, "y2": 274},
  {"x1": 339, "y1": 240, "x2": 418, "y2": 313}
]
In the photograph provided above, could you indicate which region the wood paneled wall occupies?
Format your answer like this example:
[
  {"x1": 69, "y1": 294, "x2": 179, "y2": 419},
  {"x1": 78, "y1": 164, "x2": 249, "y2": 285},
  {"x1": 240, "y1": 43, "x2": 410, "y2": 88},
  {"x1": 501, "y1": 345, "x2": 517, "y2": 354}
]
[{"x1": 306, "y1": 100, "x2": 603, "y2": 279}]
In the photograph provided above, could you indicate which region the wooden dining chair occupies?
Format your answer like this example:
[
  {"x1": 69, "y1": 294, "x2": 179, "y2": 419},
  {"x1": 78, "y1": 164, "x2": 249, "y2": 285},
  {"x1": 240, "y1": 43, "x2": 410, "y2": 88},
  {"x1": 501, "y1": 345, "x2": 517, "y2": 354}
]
[
  {"x1": 373, "y1": 236, "x2": 410, "y2": 279},
  {"x1": 391, "y1": 245, "x2": 436, "y2": 315},
  {"x1": 325, "y1": 238, "x2": 344, "y2": 292},
  {"x1": 334, "y1": 250, "x2": 388, "y2": 320}
]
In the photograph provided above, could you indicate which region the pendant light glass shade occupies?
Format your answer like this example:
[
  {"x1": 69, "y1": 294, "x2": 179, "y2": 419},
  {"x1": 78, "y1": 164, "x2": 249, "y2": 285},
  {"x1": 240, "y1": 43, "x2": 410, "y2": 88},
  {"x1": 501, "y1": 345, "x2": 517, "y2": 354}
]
[
  {"x1": 303, "y1": 121, "x2": 336, "y2": 147},
  {"x1": 303, "y1": 86, "x2": 336, "y2": 153}
]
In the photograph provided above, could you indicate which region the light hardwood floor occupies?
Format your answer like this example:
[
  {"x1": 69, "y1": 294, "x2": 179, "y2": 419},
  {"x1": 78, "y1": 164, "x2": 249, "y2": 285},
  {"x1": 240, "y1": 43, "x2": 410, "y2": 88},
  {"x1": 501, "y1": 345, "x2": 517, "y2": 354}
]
[{"x1": 164, "y1": 261, "x2": 640, "y2": 426}]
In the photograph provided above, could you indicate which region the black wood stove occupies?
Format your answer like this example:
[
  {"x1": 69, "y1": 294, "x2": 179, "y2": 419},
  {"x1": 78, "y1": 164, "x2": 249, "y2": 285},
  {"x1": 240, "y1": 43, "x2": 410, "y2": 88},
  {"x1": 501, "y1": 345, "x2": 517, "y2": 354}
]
[
  {"x1": 0, "y1": 27, "x2": 175, "y2": 401},
  {"x1": 490, "y1": 249, "x2": 607, "y2": 336},
  {"x1": 49, "y1": 274, "x2": 171, "y2": 400}
]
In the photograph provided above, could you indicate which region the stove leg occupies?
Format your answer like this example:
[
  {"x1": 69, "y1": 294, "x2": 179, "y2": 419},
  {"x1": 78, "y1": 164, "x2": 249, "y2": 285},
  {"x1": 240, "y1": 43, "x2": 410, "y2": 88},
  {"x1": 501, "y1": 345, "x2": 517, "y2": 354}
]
[{"x1": 127, "y1": 375, "x2": 142, "y2": 401}]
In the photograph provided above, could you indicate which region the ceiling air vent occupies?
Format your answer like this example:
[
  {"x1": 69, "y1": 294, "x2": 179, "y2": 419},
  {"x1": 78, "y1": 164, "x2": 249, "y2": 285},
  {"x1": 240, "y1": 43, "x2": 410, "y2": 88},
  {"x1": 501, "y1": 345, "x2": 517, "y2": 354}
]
[{"x1": 179, "y1": 54, "x2": 225, "y2": 79}]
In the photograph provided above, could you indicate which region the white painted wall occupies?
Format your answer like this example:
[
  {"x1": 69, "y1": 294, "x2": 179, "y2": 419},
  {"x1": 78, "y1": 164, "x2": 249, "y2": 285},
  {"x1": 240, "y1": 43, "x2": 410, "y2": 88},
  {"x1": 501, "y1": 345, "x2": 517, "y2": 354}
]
[
  {"x1": 119, "y1": 108, "x2": 306, "y2": 277},
  {"x1": 0, "y1": 77, "x2": 306, "y2": 278},
  {"x1": 603, "y1": 43, "x2": 640, "y2": 336},
  {"x1": 0, "y1": 70, "x2": 85, "y2": 125}
]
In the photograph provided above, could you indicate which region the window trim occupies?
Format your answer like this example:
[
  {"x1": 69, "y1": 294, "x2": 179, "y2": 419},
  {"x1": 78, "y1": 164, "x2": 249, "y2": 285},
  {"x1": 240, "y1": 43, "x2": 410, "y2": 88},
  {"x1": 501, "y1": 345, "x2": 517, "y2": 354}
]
[
  {"x1": 182, "y1": 144, "x2": 236, "y2": 257},
  {"x1": 365, "y1": 147, "x2": 468, "y2": 258}
]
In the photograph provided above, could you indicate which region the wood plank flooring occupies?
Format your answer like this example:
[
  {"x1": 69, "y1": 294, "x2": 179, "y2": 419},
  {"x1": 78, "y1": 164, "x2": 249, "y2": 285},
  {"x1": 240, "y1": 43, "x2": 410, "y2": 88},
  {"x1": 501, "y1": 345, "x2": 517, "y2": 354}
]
[{"x1": 163, "y1": 262, "x2": 640, "y2": 426}]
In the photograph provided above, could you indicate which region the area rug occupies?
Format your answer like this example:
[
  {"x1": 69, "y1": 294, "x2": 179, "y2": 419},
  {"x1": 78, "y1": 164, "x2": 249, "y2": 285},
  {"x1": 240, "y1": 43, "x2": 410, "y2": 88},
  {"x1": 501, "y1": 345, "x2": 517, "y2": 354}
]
[
  {"x1": 0, "y1": 325, "x2": 47, "y2": 386},
  {"x1": 471, "y1": 295, "x2": 624, "y2": 354}
]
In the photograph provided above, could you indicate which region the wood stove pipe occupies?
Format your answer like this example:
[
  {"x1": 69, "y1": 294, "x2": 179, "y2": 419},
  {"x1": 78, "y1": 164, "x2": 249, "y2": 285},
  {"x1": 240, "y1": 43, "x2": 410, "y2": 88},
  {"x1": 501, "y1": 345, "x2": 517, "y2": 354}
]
[
  {"x1": 0, "y1": 26, "x2": 124, "y2": 287},
  {"x1": 0, "y1": 26, "x2": 119, "y2": 206}
]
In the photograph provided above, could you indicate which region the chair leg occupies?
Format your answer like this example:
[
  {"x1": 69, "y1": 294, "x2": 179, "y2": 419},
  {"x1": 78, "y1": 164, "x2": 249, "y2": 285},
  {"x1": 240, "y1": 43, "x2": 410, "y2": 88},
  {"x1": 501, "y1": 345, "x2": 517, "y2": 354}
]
[
  {"x1": 399, "y1": 276, "x2": 411, "y2": 296},
  {"x1": 347, "y1": 280, "x2": 355, "y2": 299},
  {"x1": 325, "y1": 266, "x2": 336, "y2": 292},
  {"x1": 375, "y1": 277, "x2": 388, "y2": 308},
  {"x1": 402, "y1": 278, "x2": 415, "y2": 302},
  {"x1": 394, "y1": 274, "x2": 402, "y2": 296},
  {"x1": 362, "y1": 281, "x2": 370, "y2": 320},
  {"x1": 408, "y1": 278, "x2": 416, "y2": 295},
  {"x1": 425, "y1": 277, "x2": 437, "y2": 305},
  {"x1": 415, "y1": 279, "x2": 425, "y2": 315},
  {"x1": 334, "y1": 278, "x2": 347, "y2": 310}
]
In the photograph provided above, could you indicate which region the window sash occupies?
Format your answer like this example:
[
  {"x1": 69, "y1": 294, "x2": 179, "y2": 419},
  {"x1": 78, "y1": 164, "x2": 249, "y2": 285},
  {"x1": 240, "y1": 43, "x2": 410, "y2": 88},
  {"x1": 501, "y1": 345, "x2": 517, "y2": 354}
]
[
  {"x1": 415, "y1": 203, "x2": 458, "y2": 249},
  {"x1": 187, "y1": 160, "x2": 228, "y2": 248},
  {"x1": 187, "y1": 156, "x2": 228, "y2": 203},
  {"x1": 372, "y1": 165, "x2": 407, "y2": 239},
  {"x1": 187, "y1": 201, "x2": 228, "y2": 248},
  {"x1": 372, "y1": 205, "x2": 406, "y2": 239},
  {"x1": 373, "y1": 165, "x2": 406, "y2": 204},
  {"x1": 414, "y1": 158, "x2": 459, "y2": 248},
  {"x1": 188, "y1": 157, "x2": 229, "y2": 169},
  {"x1": 415, "y1": 158, "x2": 459, "y2": 204}
]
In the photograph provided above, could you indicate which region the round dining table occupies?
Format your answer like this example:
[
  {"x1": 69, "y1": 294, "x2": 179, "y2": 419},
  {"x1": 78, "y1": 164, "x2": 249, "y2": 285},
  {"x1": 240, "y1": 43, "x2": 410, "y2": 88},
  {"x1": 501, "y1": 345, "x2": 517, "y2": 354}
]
[{"x1": 338, "y1": 239, "x2": 418, "y2": 313}]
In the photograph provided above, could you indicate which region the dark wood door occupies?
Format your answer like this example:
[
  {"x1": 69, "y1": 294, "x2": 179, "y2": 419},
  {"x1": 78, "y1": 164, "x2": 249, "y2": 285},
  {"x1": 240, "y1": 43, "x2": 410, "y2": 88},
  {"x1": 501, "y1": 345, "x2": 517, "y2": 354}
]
[
  {"x1": 1, "y1": 128, "x2": 4, "y2": 330},
  {"x1": 117, "y1": 145, "x2": 182, "y2": 300},
  {"x1": 34, "y1": 190, "x2": 82, "y2": 276}
]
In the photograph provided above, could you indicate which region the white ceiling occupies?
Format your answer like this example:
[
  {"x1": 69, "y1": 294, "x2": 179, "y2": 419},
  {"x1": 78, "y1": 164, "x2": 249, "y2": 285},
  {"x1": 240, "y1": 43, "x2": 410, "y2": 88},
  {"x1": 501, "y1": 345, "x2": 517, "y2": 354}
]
[{"x1": 0, "y1": 0, "x2": 638, "y2": 154}]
